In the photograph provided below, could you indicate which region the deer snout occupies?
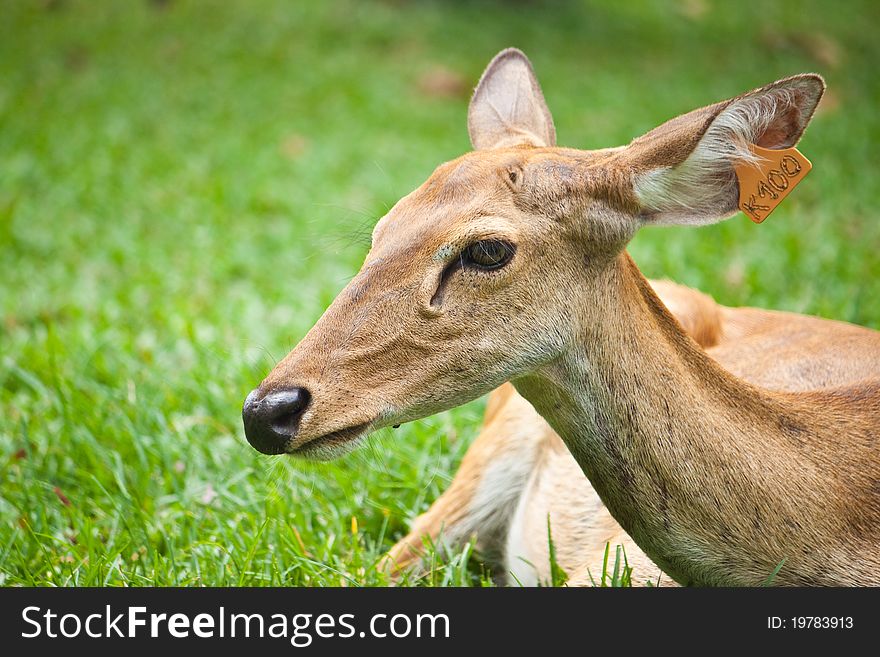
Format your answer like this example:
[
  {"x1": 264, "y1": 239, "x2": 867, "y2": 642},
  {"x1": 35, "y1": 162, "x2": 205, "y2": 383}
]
[{"x1": 242, "y1": 387, "x2": 311, "y2": 454}]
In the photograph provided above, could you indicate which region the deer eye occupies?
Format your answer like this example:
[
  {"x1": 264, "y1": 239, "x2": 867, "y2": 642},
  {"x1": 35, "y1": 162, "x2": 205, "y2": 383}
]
[{"x1": 461, "y1": 240, "x2": 515, "y2": 270}]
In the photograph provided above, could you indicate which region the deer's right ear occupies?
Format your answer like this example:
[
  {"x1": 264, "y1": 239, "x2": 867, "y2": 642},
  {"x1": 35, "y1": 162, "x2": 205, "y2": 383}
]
[
  {"x1": 625, "y1": 74, "x2": 824, "y2": 226},
  {"x1": 468, "y1": 48, "x2": 556, "y2": 150}
]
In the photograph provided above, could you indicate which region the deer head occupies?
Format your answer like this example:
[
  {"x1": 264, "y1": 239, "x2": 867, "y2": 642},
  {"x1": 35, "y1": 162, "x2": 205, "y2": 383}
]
[{"x1": 242, "y1": 48, "x2": 823, "y2": 459}]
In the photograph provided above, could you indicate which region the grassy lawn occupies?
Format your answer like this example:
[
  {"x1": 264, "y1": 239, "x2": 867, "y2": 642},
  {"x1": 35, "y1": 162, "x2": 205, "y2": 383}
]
[{"x1": 1, "y1": 0, "x2": 878, "y2": 586}]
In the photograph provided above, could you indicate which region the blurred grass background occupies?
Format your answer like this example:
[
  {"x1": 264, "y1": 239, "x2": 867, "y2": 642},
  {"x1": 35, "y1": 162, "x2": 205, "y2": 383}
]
[{"x1": 1, "y1": 0, "x2": 878, "y2": 586}]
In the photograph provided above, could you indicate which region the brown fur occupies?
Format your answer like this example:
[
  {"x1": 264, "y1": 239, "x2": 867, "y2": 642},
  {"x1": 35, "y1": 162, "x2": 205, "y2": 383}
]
[
  {"x1": 248, "y1": 50, "x2": 880, "y2": 585},
  {"x1": 384, "y1": 279, "x2": 724, "y2": 587},
  {"x1": 384, "y1": 278, "x2": 880, "y2": 586}
]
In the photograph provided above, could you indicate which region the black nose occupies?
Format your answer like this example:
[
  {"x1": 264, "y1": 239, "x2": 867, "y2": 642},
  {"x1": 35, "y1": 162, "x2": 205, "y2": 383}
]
[{"x1": 242, "y1": 387, "x2": 311, "y2": 455}]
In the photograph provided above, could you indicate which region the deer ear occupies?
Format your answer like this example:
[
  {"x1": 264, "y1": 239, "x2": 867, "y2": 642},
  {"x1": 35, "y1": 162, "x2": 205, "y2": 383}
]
[
  {"x1": 627, "y1": 74, "x2": 825, "y2": 226},
  {"x1": 468, "y1": 48, "x2": 557, "y2": 150}
]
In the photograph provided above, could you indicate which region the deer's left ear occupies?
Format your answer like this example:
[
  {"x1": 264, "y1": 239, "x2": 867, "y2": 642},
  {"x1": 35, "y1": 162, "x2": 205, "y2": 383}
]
[
  {"x1": 626, "y1": 74, "x2": 825, "y2": 226},
  {"x1": 468, "y1": 48, "x2": 556, "y2": 150}
]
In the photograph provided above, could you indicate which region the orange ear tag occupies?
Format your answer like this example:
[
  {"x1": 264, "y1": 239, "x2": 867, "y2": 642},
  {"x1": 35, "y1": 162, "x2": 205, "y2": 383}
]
[{"x1": 734, "y1": 144, "x2": 812, "y2": 223}]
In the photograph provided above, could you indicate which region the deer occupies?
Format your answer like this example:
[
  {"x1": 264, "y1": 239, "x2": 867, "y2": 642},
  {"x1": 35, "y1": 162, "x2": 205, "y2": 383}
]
[{"x1": 242, "y1": 49, "x2": 880, "y2": 586}]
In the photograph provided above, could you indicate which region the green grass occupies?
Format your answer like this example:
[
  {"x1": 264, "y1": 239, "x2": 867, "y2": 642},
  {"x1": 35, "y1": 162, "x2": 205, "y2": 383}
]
[{"x1": 1, "y1": 0, "x2": 878, "y2": 587}]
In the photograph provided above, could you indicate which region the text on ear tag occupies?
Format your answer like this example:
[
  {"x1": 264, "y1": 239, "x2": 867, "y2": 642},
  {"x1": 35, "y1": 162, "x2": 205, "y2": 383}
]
[{"x1": 734, "y1": 144, "x2": 812, "y2": 223}]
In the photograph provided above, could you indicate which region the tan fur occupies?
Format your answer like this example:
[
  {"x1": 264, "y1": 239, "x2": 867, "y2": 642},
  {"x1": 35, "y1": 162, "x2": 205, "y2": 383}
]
[
  {"x1": 248, "y1": 50, "x2": 880, "y2": 586},
  {"x1": 384, "y1": 280, "x2": 877, "y2": 586},
  {"x1": 384, "y1": 279, "x2": 723, "y2": 587}
]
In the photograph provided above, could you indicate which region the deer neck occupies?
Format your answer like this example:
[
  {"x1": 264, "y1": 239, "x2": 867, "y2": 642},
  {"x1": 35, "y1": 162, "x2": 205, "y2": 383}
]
[{"x1": 512, "y1": 252, "x2": 835, "y2": 586}]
